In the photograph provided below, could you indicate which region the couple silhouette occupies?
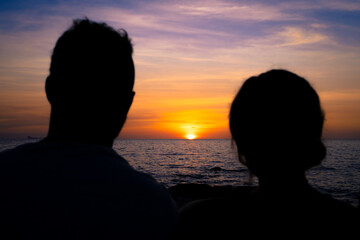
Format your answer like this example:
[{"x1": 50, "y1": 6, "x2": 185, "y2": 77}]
[{"x1": 0, "y1": 18, "x2": 357, "y2": 239}]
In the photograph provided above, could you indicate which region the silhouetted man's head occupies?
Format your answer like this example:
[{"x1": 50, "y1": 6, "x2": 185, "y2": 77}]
[
  {"x1": 229, "y1": 70, "x2": 326, "y2": 179},
  {"x1": 45, "y1": 18, "x2": 134, "y2": 146}
]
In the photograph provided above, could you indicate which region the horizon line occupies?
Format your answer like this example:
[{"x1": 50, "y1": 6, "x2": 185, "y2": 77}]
[{"x1": 1, "y1": 137, "x2": 360, "y2": 141}]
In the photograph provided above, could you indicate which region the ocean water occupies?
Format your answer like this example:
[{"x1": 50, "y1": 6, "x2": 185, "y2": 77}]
[{"x1": 1, "y1": 139, "x2": 359, "y2": 207}]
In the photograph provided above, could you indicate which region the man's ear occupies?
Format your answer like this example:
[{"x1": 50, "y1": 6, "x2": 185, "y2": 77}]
[{"x1": 45, "y1": 75, "x2": 56, "y2": 105}]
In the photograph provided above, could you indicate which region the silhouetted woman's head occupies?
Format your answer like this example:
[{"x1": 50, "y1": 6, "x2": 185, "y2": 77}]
[{"x1": 229, "y1": 70, "x2": 326, "y2": 178}]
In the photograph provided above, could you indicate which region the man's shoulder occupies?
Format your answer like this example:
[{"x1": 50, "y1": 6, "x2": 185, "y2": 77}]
[
  {"x1": 0, "y1": 142, "x2": 179, "y2": 238},
  {"x1": 0, "y1": 142, "x2": 171, "y2": 199},
  {"x1": 0, "y1": 142, "x2": 41, "y2": 163}
]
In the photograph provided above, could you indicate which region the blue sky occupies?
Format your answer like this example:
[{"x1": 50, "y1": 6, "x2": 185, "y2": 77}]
[{"x1": 0, "y1": 0, "x2": 360, "y2": 138}]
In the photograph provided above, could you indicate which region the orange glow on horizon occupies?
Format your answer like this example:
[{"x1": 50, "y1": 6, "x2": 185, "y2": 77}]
[
  {"x1": 185, "y1": 134, "x2": 196, "y2": 140},
  {"x1": 154, "y1": 109, "x2": 229, "y2": 139}
]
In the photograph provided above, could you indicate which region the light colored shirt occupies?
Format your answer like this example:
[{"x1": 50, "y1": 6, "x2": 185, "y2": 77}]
[{"x1": 0, "y1": 142, "x2": 179, "y2": 239}]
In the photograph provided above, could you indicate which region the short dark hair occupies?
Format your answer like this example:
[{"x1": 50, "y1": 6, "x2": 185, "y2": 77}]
[
  {"x1": 45, "y1": 18, "x2": 135, "y2": 143},
  {"x1": 48, "y1": 18, "x2": 134, "y2": 98},
  {"x1": 229, "y1": 69, "x2": 326, "y2": 174}
]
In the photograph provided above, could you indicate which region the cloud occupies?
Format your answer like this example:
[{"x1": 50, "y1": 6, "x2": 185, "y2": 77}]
[
  {"x1": 272, "y1": 26, "x2": 329, "y2": 47},
  {"x1": 265, "y1": 0, "x2": 360, "y2": 11},
  {"x1": 173, "y1": 0, "x2": 298, "y2": 21},
  {"x1": 316, "y1": 0, "x2": 360, "y2": 11}
]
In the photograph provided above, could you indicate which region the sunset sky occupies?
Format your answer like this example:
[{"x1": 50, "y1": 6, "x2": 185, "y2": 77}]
[{"x1": 0, "y1": 0, "x2": 360, "y2": 139}]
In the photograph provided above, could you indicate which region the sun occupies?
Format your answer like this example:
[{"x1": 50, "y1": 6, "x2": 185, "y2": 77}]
[{"x1": 185, "y1": 134, "x2": 196, "y2": 140}]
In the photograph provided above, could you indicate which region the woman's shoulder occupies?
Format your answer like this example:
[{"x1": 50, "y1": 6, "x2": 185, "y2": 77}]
[
  {"x1": 180, "y1": 196, "x2": 248, "y2": 239},
  {"x1": 176, "y1": 185, "x2": 255, "y2": 227}
]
